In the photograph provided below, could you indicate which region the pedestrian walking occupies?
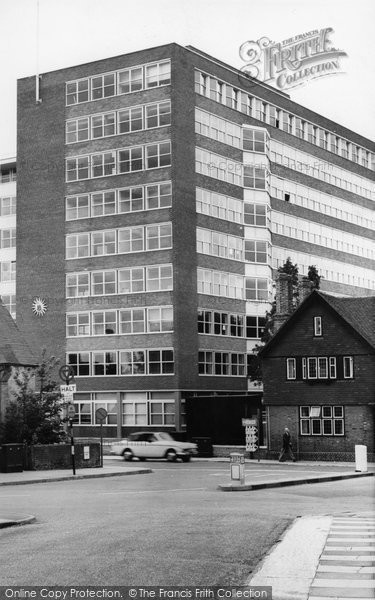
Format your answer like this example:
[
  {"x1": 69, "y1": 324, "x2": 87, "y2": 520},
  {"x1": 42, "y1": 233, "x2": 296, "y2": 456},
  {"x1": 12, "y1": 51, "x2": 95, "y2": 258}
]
[{"x1": 278, "y1": 427, "x2": 297, "y2": 462}]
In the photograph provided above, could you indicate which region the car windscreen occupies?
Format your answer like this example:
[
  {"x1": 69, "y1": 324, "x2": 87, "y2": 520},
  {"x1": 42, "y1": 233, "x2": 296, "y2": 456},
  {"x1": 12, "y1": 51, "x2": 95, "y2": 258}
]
[{"x1": 157, "y1": 432, "x2": 174, "y2": 441}]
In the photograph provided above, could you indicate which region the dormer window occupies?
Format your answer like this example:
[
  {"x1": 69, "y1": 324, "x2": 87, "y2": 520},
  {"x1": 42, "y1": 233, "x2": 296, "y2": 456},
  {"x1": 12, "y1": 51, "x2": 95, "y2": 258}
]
[{"x1": 314, "y1": 316, "x2": 322, "y2": 336}]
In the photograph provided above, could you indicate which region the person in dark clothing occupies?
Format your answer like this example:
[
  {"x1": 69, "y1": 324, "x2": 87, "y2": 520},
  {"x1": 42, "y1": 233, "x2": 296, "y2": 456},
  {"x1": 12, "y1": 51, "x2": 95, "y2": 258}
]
[{"x1": 278, "y1": 427, "x2": 297, "y2": 462}]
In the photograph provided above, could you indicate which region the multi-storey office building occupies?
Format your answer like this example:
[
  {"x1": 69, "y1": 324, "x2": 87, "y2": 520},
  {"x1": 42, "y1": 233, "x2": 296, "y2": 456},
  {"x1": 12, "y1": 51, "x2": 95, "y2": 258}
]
[
  {"x1": 16, "y1": 43, "x2": 375, "y2": 445},
  {"x1": 0, "y1": 158, "x2": 16, "y2": 320}
]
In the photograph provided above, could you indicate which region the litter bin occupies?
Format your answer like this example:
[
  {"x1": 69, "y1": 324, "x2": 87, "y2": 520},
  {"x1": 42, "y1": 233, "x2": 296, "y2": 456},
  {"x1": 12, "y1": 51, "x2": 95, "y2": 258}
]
[
  {"x1": 0, "y1": 444, "x2": 24, "y2": 473},
  {"x1": 191, "y1": 437, "x2": 213, "y2": 457},
  {"x1": 355, "y1": 445, "x2": 367, "y2": 472},
  {"x1": 230, "y1": 452, "x2": 245, "y2": 484}
]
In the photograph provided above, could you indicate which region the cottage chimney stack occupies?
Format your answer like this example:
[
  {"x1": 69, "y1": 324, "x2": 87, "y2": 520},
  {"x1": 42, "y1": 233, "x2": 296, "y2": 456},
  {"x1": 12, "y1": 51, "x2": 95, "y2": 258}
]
[{"x1": 298, "y1": 276, "x2": 313, "y2": 304}]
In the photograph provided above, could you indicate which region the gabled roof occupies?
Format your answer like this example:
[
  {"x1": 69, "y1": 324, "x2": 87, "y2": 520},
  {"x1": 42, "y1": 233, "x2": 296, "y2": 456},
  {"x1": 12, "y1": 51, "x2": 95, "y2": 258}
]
[
  {"x1": 260, "y1": 290, "x2": 375, "y2": 356},
  {"x1": 0, "y1": 302, "x2": 37, "y2": 366}
]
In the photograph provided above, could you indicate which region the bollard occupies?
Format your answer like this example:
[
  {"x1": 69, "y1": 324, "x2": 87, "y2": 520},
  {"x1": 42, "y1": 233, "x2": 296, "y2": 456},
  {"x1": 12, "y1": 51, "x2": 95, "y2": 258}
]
[
  {"x1": 230, "y1": 452, "x2": 245, "y2": 485},
  {"x1": 355, "y1": 445, "x2": 367, "y2": 472}
]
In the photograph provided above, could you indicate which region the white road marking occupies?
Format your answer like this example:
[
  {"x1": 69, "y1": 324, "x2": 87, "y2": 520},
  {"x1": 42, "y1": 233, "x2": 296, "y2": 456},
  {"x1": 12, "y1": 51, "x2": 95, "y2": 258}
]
[{"x1": 100, "y1": 487, "x2": 206, "y2": 495}]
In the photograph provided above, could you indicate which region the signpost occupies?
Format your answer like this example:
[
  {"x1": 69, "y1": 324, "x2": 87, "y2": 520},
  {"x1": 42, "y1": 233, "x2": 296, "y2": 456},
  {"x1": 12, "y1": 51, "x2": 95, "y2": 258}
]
[
  {"x1": 67, "y1": 403, "x2": 76, "y2": 475},
  {"x1": 95, "y1": 408, "x2": 108, "y2": 467},
  {"x1": 59, "y1": 365, "x2": 76, "y2": 476},
  {"x1": 243, "y1": 418, "x2": 259, "y2": 460}
]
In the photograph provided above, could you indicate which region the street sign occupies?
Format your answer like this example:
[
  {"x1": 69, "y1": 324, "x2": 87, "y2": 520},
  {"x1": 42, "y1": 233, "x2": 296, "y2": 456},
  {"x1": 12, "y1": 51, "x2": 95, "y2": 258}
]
[
  {"x1": 59, "y1": 365, "x2": 75, "y2": 383},
  {"x1": 245, "y1": 424, "x2": 258, "y2": 452},
  {"x1": 96, "y1": 407, "x2": 108, "y2": 422},
  {"x1": 67, "y1": 404, "x2": 76, "y2": 418},
  {"x1": 60, "y1": 384, "x2": 77, "y2": 394},
  {"x1": 242, "y1": 418, "x2": 258, "y2": 426}
]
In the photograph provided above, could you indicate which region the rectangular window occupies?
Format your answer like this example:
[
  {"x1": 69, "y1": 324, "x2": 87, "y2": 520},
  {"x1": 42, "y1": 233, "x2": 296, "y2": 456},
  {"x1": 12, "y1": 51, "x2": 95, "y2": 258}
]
[
  {"x1": 302, "y1": 357, "x2": 307, "y2": 379},
  {"x1": 146, "y1": 182, "x2": 172, "y2": 210},
  {"x1": 286, "y1": 358, "x2": 296, "y2": 380},
  {"x1": 91, "y1": 230, "x2": 116, "y2": 256},
  {"x1": 198, "y1": 351, "x2": 213, "y2": 375},
  {"x1": 230, "y1": 314, "x2": 244, "y2": 337},
  {"x1": 92, "y1": 311, "x2": 117, "y2": 335},
  {"x1": 318, "y1": 357, "x2": 328, "y2": 379},
  {"x1": 245, "y1": 240, "x2": 268, "y2": 263},
  {"x1": 91, "y1": 191, "x2": 116, "y2": 217},
  {"x1": 146, "y1": 222, "x2": 172, "y2": 250},
  {"x1": 119, "y1": 309, "x2": 146, "y2": 334},
  {"x1": 66, "y1": 313, "x2": 90, "y2": 337},
  {"x1": 147, "y1": 306, "x2": 173, "y2": 333},
  {"x1": 93, "y1": 396, "x2": 118, "y2": 425},
  {"x1": 120, "y1": 350, "x2": 146, "y2": 375},
  {"x1": 329, "y1": 357, "x2": 337, "y2": 379},
  {"x1": 0, "y1": 229, "x2": 16, "y2": 249},
  {"x1": 91, "y1": 113, "x2": 116, "y2": 139},
  {"x1": 145, "y1": 61, "x2": 171, "y2": 88},
  {"x1": 145, "y1": 101, "x2": 171, "y2": 128},
  {"x1": 68, "y1": 352, "x2": 90, "y2": 376},
  {"x1": 91, "y1": 270, "x2": 115, "y2": 296},
  {"x1": 244, "y1": 203, "x2": 267, "y2": 226},
  {"x1": 307, "y1": 357, "x2": 317, "y2": 379},
  {"x1": 246, "y1": 316, "x2": 265, "y2": 339},
  {"x1": 66, "y1": 195, "x2": 90, "y2": 220},
  {"x1": 150, "y1": 396, "x2": 175, "y2": 426},
  {"x1": 66, "y1": 79, "x2": 89, "y2": 105},
  {"x1": 198, "y1": 310, "x2": 212, "y2": 334},
  {"x1": 243, "y1": 128, "x2": 267, "y2": 152},
  {"x1": 66, "y1": 273, "x2": 90, "y2": 298},
  {"x1": 214, "y1": 352, "x2": 229, "y2": 375},
  {"x1": 0, "y1": 197, "x2": 16, "y2": 216},
  {"x1": 243, "y1": 166, "x2": 267, "y2": 189},
  {"x1": 118, "y1": 226, "x2": 144, "y2": 254},
  {"x1": 92, "y1": 151, "x2": 116, "y2": 178},
  {"x1": 91, "y1": 73, "x2": 116, "y2": 100},
  {"x1": 73, "y1": 400, "x2": 92, "y2": 425},
  {"x1": 300, "y1": 405, "x2": 344, "y2": 436},
  {"x1": 118, "y1": 267, "x2": 144, "y2": 294},
  {"x1": 66, "y1": 233, "x2": 90, "y2": 259},
  {"x1": 122, "y1": 392, "x2": 147, "y2": 425},
  {"x1": 118, "y1": 147, "x2": 143, "y2": 173},
  {"x1": 145, "y1": 141, "x2": 171, "y2": 169},
  {"x1": 231, "y1": 353, "x2": 245, "y2": 376},
  {"x1": 343, "y1": 356, "x2": 354, "y2": 379},
  {"x1": 66, "y1": 117, "x2": 89, "y2": 143},
  {"x1": 118, "y1": 66, "x2": 143, "y2": 94},
  {"x1": 118, "y1": 106, "x2": 143, "y2": 133},
  {"x1": 148, "y1": 349, "x2": 174, "y2": 374},
  {"x1": 314, "y1": 316, "x2": 322, "y2": 336},
  {"x1": 146, "y1": 264, "x2": 173, "y2": 291},
  {"x1": 92, "y1": 351, "x2": 117, "y2": 376},
  {"x1": 245, "y1": 278, "x2": 269, "y2": 301},
  {"x1": 66, "y1": 156, "x2": 90, "y2": 181}
]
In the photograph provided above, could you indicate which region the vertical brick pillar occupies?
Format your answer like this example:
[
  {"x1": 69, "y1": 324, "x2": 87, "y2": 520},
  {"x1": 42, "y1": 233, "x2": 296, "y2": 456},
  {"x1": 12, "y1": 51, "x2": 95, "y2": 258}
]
[{"x1": 274, "y1": 273, "x2": 293, "y2": 332}]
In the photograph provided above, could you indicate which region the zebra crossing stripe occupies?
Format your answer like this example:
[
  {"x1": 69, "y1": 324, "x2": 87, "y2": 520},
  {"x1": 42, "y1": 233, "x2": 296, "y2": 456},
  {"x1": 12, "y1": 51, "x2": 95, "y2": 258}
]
[{"x1": 308, "y1": 515, "x2": 375, "y2": 599}]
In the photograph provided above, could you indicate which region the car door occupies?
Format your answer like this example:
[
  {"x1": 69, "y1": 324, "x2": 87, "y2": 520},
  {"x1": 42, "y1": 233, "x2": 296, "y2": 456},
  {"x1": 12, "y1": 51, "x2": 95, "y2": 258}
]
[{"x1": 146, "y1": 433, "x2": 164, "y2": 459}]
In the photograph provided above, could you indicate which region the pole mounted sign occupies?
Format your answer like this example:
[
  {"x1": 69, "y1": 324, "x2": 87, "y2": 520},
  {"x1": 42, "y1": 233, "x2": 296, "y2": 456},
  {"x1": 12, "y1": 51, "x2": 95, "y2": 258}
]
[{"x1": 243, "y1": 418, "x2": 259, "y2": 452}]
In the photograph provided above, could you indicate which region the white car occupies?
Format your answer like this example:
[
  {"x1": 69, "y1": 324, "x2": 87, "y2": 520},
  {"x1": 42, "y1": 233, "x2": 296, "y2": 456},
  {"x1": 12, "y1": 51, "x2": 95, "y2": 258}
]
[{"x1": 110, "y1": 431, "x2": 198, "y2": 462}]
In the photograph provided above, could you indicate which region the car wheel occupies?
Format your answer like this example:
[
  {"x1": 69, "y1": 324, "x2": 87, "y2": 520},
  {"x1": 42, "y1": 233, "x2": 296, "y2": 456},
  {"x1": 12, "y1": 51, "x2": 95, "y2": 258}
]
[
  {"x1": 123, "y1": 449, "x2": 133, "y2": 461},
  {"x1": 165, "y1": 449, "x2": 177, "y2": 462},
  {"x1": 181, "y1": 455, "x2": 191, "y2": 463}
]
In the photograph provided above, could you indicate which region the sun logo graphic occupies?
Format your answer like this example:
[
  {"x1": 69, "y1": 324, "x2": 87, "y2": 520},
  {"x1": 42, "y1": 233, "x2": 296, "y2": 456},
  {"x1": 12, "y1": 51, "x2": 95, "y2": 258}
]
[{"x1": 32, "y1": 297, "x2": 47, "y2": 316}]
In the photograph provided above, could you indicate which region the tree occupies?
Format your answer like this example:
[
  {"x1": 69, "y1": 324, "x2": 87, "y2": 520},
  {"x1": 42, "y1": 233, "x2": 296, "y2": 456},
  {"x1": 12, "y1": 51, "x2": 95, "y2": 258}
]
[
  {"x1": 0, "y1": 351, "x2": 67, "y2": 445},
  {"x1": 247, "y1": 260, "x2": 321, "y2": 385}
]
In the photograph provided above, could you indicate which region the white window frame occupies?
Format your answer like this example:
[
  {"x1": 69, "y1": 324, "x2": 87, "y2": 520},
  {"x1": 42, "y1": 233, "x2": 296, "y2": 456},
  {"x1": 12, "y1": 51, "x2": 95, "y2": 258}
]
[
  {"x1": 314, "y1": 316, "x2": 322, "y2": 336},
  {"x1": 286, "y1": 358, "x2": 296, "y2": 380}
]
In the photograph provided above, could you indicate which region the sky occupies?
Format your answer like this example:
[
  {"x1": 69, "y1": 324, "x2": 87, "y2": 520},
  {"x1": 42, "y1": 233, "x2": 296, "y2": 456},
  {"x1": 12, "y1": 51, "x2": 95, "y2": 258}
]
[{"x1": 1, "y1": 0, "x2": 374, "y2": 160}]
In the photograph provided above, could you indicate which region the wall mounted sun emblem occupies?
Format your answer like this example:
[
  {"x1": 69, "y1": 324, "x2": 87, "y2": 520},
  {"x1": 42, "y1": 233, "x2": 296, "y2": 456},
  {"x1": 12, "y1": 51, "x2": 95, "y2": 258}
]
[{"x1": 32, "y1": 297, "x2": 47, "y2": 316}]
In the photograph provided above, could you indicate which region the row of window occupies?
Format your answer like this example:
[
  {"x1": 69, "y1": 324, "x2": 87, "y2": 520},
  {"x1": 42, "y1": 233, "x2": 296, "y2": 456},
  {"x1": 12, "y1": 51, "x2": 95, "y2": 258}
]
[
  {"x1": 66, "y1": 60, "x2": 171, "y2": 105},
  {"x1": 270, "y1": 140, "x2": 374, "y2": 200},
  {"x1": 196, "y1": 109, "x2": 270, "y2": 154},
  {"x1": 198, "y1": 351, "x2": 246, "y2": 376},
  {"x1": 197, "y1": 228, "x2": 270, "y2": 264},
  {"x1": 271, "y1": 176, "x2": 375, "y2": 231},
  {"x1": 0, "y1": 197, "x2": 16, "y2": 216},
  {"x1": 66, "y1": 264, "x2": 173, "y2": 298},
  {"x1": 198, "y1": 309, "x2": 266, "y2": 339},
  {"x1": 67, "y1": 306, "x2": 173, "y2": 337},
  {"x1": 300, "y1": 405, "x2": 344, "y2": 436},
  {"x1": 68, "y1": 349, "x2": 174, "y2": 377},
  {"x1": 0, "y1": 229, "x2": 16, "y2": 249},
  {"x1": 274, "y1": 248, "x2": 375, "y2": 292},
  {"x1": 66, "y1": 222, "x2": 172, "y2": 259},
  {"x1": 196, "y1": 148, "x2": 269, "y2": 190},
  {"x1": 272, "y1": 211, "x2": 374, "y2": 260},
  {"x1": 286, "y1": 356, "x2": 354, "y2": 380},
  {"x1": 73, "y1": 392, "x2": 179, "y2": 427},
  {"x1": 197, "y1": 268, "x2": 270, "y2": 301},
  {"x1": 195, "y1": 70, "x2": 375, "y2": 170},
  {"x1": 66, "y1": 100, "x2": 171, "y2": 143},
  {"x1": 66, "y1": 141, "x2": 171, "y2": 182},
  {"x1": 197, "y1": 188, "x2": 270, "y2": 228},
  {"x1": 66, "y1": 182, "x2": 172, "y2": 221},
  {"x1": 0, "y1": 261, "x2": 15, "y2": 282},
  {"x1": 0, "y1": 168, "x2": 16, "y2": 184}
]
